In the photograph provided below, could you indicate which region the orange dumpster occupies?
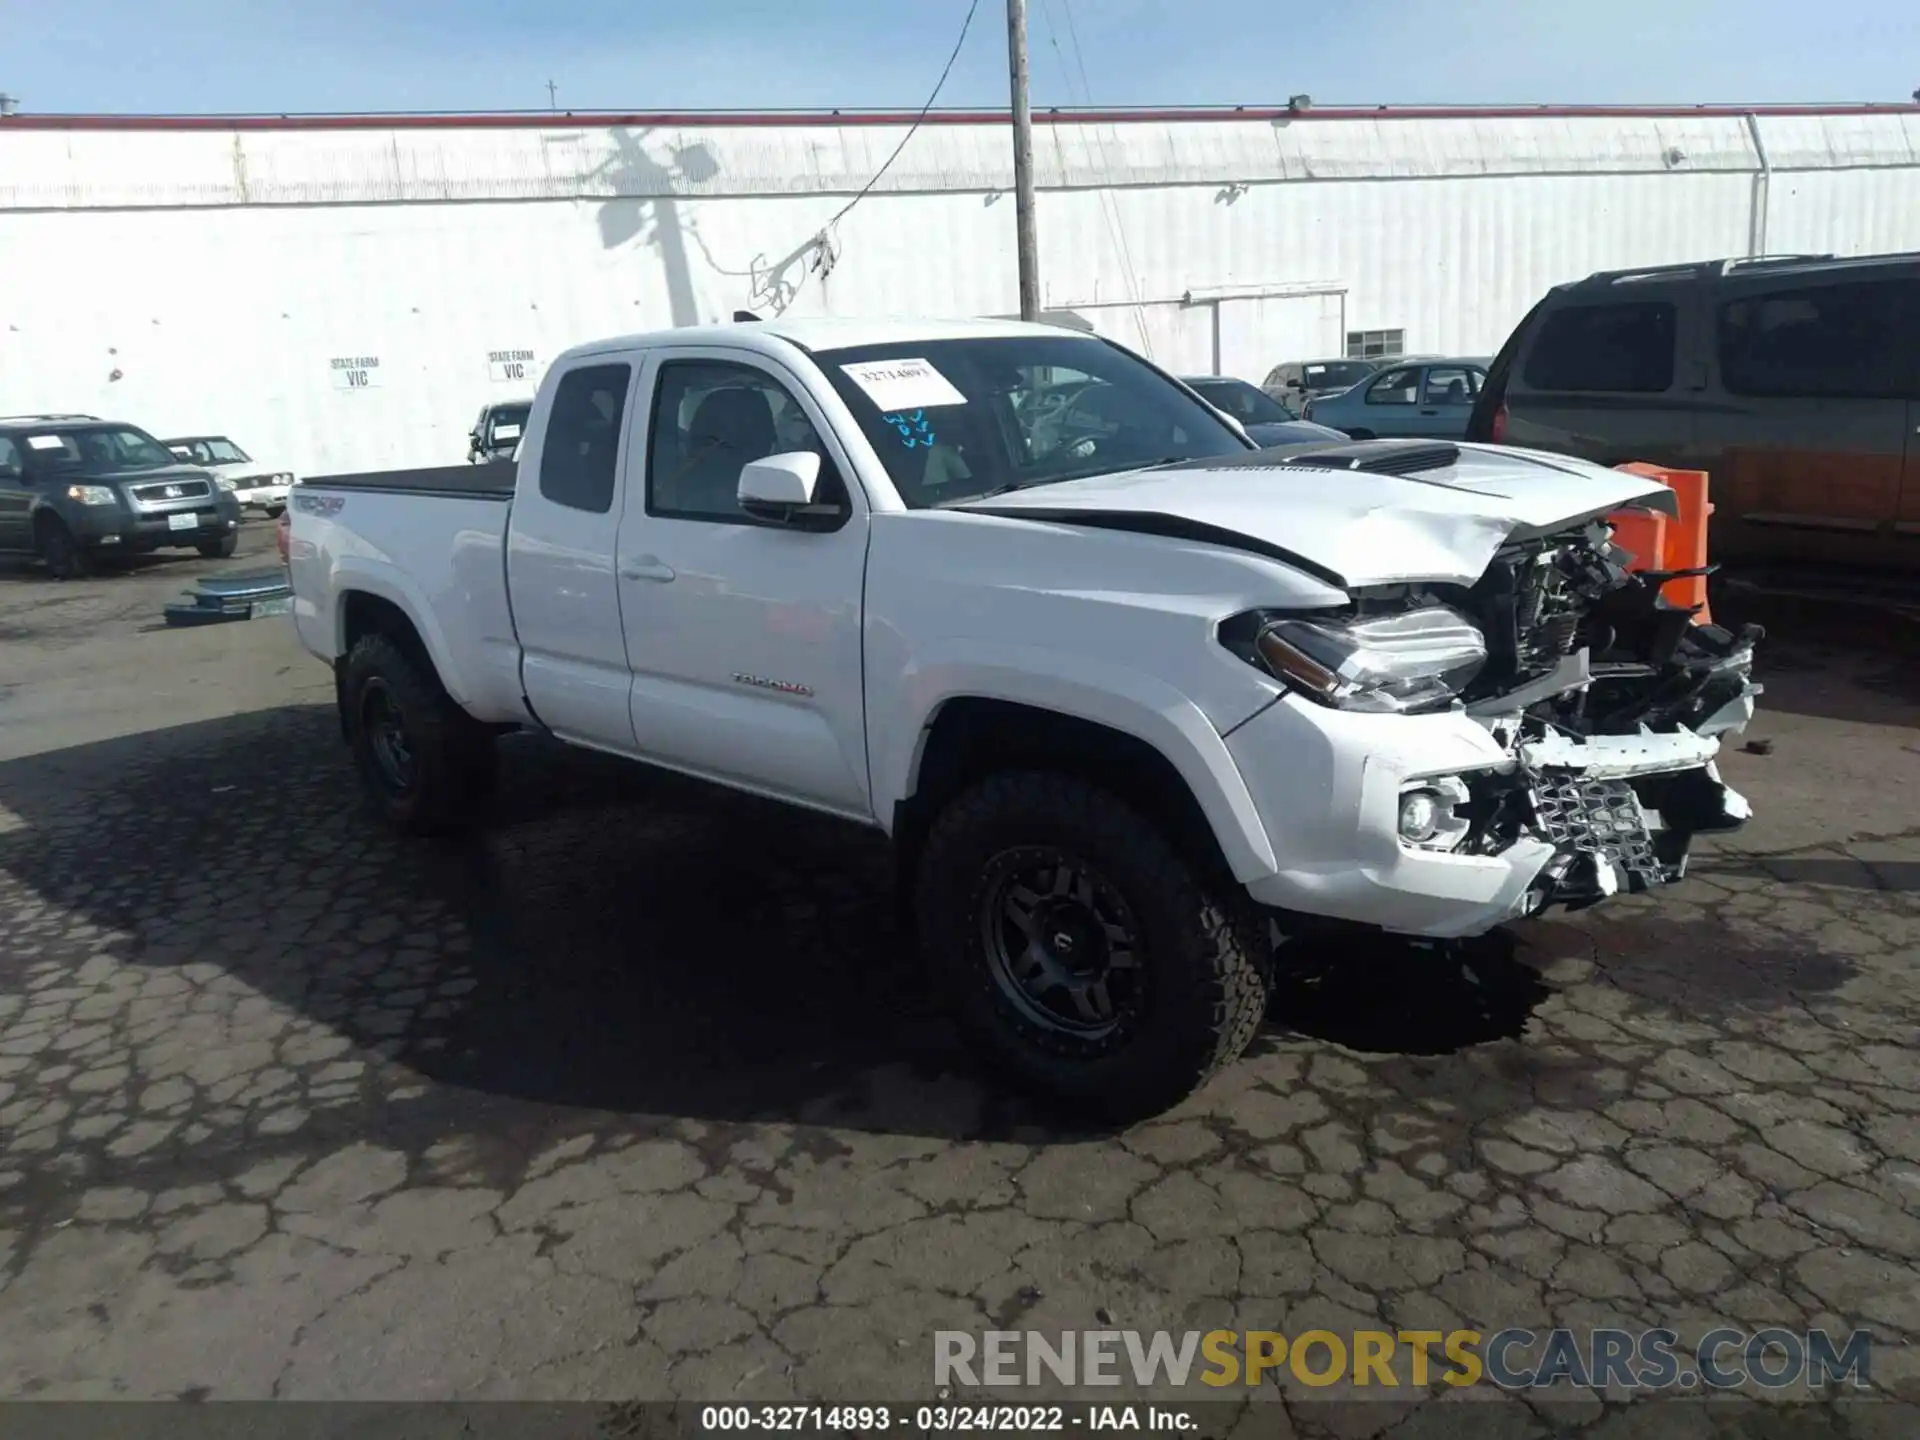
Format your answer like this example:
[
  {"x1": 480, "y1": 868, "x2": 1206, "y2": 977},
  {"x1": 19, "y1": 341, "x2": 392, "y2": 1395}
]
[{"x1": 1611, "y1": 463, "x2": 1713, "y2": 622}]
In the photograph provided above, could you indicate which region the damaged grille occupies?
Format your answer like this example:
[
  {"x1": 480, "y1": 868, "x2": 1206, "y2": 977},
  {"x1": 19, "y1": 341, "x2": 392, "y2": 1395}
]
[{"x1": 1530, "y1": 774, "x2": 1663, "y2": 889}]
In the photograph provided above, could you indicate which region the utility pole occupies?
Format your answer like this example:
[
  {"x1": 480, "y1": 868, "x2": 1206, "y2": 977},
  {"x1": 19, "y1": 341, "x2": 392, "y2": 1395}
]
[
  {"x1": 1006, "y1": 0, "x2": 1041, "y2": 321},
  {"x1": 546, "y1": 79, "x2": 558, "y2": 112}
]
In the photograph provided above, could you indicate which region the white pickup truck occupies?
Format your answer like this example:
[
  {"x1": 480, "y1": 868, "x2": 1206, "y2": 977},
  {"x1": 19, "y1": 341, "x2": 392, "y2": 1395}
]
[{"x1": 288, "y1": 317, "x2": 1760, "y2": 1118}]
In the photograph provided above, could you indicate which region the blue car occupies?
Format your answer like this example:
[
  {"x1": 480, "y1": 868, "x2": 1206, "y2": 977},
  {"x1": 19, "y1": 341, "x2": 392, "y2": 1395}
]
[
  {"x1": 1179, "y1": 376, "x2": 1349, "y2": 448},
  {"x1": 1303, "y1": 358, "x2": 1490, "y2": 440}
]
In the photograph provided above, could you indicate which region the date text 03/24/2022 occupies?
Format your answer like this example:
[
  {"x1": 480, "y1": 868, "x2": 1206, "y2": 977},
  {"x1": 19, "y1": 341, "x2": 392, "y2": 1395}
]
[{"x1": 700, "y1": 1405, "x2": 1194, "y2": 1432}]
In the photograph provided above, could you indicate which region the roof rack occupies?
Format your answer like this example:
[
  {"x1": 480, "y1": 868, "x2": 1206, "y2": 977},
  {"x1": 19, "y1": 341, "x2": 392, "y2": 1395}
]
[
  {"x1": 1579, "y1": 261, "x2": 1720, "y2": 287},
  {"x1": 1721, "y1": 253, "x2": 1836, "y2": 273},
  {"x1": 0, "y1": 412, "x2": 100, "y2": 423},
  {"x1": 1579, "y1": 253, "x2": 1860, "y2": 289}
]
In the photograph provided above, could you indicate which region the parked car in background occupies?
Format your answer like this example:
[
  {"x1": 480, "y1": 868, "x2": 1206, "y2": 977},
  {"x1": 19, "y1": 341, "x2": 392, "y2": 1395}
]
[
  {"x1": 289, "y1": 316, "x2": 1758, "y2": 1119},
  {"x1": 468, "y1": 400, "x2": 533, "y2": 463},
  {"x1": 1467, "y1": 251, "x2": 1920, "y2": 571},
  {"x1": 1262, "y1": 358, "x2": 1383, "y2": 403},
  {"x1": 1305, "y1": 358, "x2": 1490, "y2": 439},
  {"x1": 1180, "y1": 376, "x2": 1350, "y2": 446},
  {"x1": 0, "y1": 416, "x2": 242, "y2": 577},
  {"x1": 164, "y1": 435, "x2": 294, "y2": 516}
]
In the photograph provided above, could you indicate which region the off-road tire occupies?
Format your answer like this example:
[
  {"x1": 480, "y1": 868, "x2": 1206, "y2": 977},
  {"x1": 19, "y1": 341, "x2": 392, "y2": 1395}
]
[
  {"x1": 340, "y1": 633, "x2": 496, "y2": 836},
  {"x1": 915, "y1": 771, "x2": 1270, "y2": 1122},
  {"x1": 35, "y1": 517, "x2": 90, "y2": 580},
  {"x1": 196, "y1": 532, "x2": 240, "y2": 560}
]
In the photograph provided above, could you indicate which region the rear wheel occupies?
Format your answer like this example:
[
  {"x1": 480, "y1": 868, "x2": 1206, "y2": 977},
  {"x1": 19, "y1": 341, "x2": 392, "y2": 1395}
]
[
  {"x1": 340, "y1": 633, "x2": 496, "y2": 835},
  {"x1": 196, "y1": 532, "x2": 239, "y2": 560},
  {"x1": 35, "y1": 516, "x2": 89, "y2": 580},
  {"x1": 915, "y1": 771, "x2": 1270, "y2": 1121}
]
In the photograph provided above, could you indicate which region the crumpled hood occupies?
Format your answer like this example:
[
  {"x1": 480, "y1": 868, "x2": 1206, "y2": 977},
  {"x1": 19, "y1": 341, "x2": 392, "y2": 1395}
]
[{"x1": 959, "y1": 442, "x2": 1677, "y2": 588}]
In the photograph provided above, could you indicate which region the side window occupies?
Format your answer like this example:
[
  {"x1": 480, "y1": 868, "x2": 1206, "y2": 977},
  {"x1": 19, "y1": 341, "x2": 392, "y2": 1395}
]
[
  {"x1": 648, "y1": 359, "x2": 844, "y2": 523},
  {"x1": 1366, "y1": 367, "x2": 1420, "y2": 405},
  {"x1": 1522, "y1": 302, "x2": 1676, "y2": 393},
  {"x1": 0, "y1": 438, "x2": 19, "y2": 476},
  {"x1": 538, "y1": 363, "x2": 631, "y2": 514},
  {"x1": 1422, "y1": 367, "x2": 1480, "y2": 406},
  {"x1": 1717, "y1": 280, "x2": 1918, "y2": 400}
]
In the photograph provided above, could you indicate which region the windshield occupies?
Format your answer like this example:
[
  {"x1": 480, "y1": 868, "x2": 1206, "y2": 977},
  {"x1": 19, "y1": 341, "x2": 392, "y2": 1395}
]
[
  {"x1": 487, "y1": 404, "x2": 532, "y2": 443},
  {"x1": 167, "y1": 437, "x2": 249, "y2": 464},
  {"x1": 1304, "y1": 361, "x2": 1378, "y2": 391},
  {"x1": 817, "y1": 335, "x2": 1248, "y2": 508},
  {"x1": 1188, "y1": 379, "x2": 1298, "y2": 424},
  {"x1": 22, "y1": 427, "x2": 180, "y2": 474}
]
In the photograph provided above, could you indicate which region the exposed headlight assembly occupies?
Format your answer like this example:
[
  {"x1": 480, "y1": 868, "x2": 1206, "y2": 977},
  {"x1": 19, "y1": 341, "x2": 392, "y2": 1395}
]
[{"x1": 1236, "y1": 605, "x2": 1488, "y2": 714}]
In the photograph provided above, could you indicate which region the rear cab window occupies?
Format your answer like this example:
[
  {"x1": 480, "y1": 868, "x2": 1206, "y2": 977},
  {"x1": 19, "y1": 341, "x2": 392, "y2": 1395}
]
[
  {"x1": 538, "y1": 364, "x2": 632, "y2": 514},
  {"x1": 1521, "y1": 301, "x2": 1677, "y2": 393}
]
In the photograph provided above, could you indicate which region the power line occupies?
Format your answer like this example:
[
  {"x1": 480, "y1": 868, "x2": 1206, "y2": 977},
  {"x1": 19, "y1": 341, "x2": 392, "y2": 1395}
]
[
  {"x1": 827, "y1": 0, "x2": 982, "y2": 230},
  {"x1": 1036, "y1": 0, "x2": 1153, "y2": 356}
]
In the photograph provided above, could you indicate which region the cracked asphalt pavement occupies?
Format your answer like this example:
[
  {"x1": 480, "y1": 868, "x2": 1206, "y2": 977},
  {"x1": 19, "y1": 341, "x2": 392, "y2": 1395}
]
[{"x1": 2, "y1": 528, "x2": 1918, "y2": 1435}]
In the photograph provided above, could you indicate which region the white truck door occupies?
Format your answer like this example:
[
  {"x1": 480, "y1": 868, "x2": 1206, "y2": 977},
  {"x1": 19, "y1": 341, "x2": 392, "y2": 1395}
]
[
  {"x1": 613, "y1": 350, "x2": 872, "y2": 820},
  {"x1": 505, "y1": 357, "x2": 642, "y2": 748}
]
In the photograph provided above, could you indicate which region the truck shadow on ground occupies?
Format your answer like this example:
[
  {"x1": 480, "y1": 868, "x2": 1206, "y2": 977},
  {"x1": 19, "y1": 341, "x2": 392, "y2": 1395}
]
[{"x1": 0, "y1": 702, "x2": 1853, "y2": 1148}]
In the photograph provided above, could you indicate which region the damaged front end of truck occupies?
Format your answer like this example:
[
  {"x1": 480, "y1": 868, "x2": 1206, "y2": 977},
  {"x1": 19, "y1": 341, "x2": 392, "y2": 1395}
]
[
  {"x1": 1242, "y1": 513, "x2": 1762, "y2": 916},
  {"x1": 1446, "y1": 517, "x2": 1762, "y2": 912}
]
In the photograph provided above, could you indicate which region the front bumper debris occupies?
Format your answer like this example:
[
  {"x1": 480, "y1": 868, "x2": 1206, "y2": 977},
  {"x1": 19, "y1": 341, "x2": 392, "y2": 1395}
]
[{"x1": 1464, "y1": 729, "x2": 1750, "y2": 915}]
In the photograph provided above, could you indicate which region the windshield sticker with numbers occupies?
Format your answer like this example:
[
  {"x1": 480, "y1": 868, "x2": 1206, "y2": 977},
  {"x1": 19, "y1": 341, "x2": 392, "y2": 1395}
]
[{"x1": 840, "y1": 358, "x2": 968, "y2": 412}]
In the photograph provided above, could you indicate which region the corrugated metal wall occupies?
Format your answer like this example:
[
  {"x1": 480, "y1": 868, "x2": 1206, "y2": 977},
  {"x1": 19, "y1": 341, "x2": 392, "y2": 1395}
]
[{"x1": 1, "y1": 111, "x2": 1916, "y2": 478}]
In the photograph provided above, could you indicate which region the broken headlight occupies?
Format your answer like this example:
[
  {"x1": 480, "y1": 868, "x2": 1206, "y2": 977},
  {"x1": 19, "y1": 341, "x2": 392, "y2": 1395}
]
[{"x1": 1240, "y1": 605, "x2": 1488, "y2": 714}]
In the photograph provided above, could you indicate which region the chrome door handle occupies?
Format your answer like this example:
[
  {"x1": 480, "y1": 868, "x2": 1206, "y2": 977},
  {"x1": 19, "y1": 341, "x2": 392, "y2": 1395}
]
[{"x1": 619, "y1": 555, "x2": 676, "y2": 583}]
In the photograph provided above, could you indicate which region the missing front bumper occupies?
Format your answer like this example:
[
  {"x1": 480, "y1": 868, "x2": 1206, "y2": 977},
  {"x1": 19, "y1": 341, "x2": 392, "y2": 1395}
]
[{"x1": 1464, "y1": 737, "x2": 1750, "y2": 916}]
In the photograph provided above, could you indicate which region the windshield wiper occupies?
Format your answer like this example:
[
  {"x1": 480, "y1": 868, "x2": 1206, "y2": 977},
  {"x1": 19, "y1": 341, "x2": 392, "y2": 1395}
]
[{"x1": 933, "y1": 480, "x2": 1034, "y2": 507}]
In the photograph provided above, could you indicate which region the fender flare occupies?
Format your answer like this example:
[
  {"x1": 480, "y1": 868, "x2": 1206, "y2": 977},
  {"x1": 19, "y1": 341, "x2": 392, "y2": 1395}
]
[
  {"x1": 327, "y1": 558, "x2": 481, "y2": 711},
  {"x1": 872, "y1": 641, "x2": 1280, "y2": 884}
]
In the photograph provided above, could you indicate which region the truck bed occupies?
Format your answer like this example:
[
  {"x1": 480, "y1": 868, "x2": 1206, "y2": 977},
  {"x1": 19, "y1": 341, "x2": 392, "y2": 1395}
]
[
  {"x1": 287, "y1": 465, "x2": 527, "y2": 725},
  {"x1": 304, "y1": 461, "x2": 515, "y2": 499}
]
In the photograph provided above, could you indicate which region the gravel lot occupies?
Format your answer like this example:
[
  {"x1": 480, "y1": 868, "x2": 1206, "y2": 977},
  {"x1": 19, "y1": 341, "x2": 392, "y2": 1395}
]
[{"x1": 1, "y1": 525, "x2": 1917, "y2": 1434}]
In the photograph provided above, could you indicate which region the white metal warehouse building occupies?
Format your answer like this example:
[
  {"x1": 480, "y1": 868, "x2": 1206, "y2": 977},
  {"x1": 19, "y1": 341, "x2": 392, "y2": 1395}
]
[{"x1": 2, "y1": 103, "x2": 1918, "y2": 478}]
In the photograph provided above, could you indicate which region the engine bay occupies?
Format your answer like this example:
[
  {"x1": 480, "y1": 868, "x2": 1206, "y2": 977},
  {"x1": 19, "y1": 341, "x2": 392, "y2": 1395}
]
[{"x1": 1455, "y1": 518, "x2": 1763, "y2": 738}]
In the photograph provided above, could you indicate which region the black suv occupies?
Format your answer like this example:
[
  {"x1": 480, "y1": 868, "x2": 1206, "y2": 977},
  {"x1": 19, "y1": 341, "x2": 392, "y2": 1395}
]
[
  {"x1": 1468, "y1": 252, "x2": 1920, "y2": 571},
  {"x1": 0, "y1": 416, "x2": 244, "y2": 578}
]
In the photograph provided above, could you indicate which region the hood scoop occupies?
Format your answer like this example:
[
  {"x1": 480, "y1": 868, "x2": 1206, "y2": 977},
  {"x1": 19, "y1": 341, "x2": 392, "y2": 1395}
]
[{"x1": 1273, "y1": 439, "x2": 1461, "y2": 476}]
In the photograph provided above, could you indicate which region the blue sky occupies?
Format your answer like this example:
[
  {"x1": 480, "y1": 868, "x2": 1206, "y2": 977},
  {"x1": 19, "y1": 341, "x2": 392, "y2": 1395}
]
[{"x1": 1, "y1": 0, "x2": 1915, "y2": 114}]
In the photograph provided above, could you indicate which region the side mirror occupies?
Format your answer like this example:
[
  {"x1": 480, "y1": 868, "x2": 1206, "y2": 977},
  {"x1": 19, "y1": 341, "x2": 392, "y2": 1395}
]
[{"x1": 739, "y1": 450, "x2": 842, "y2": 527}]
